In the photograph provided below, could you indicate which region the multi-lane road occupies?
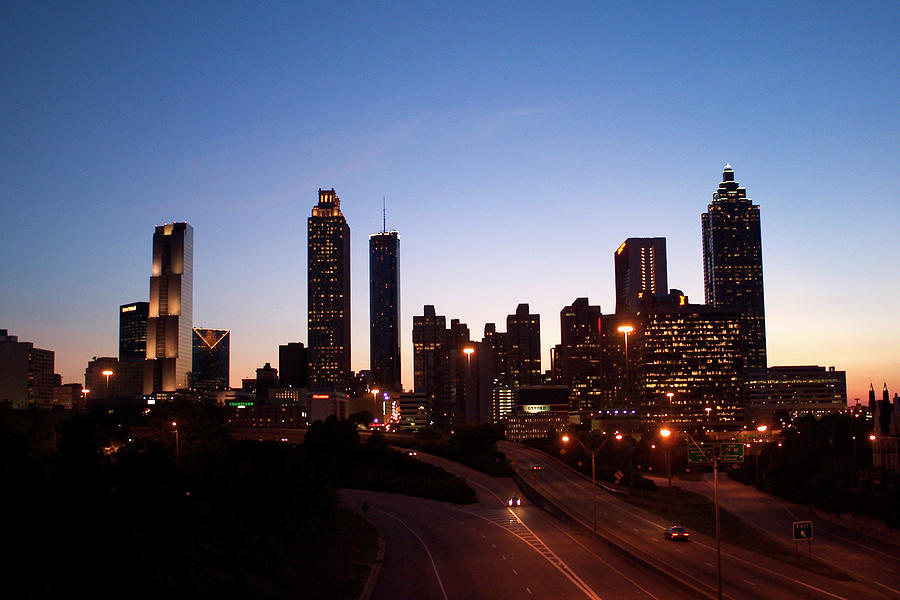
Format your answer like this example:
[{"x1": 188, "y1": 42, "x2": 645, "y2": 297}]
[
  {"x1": 344, "y1": 441, "x2": 899, "y2": 599},
  {"x1": 343, "y1": 454, "x2": 698, "y2": 600},
  {"x1": 499, "y1": 441, "x2": 896, "y2": 600},
  {"x1": 648, "y1": 469, "x2": 900, "y2": 596}
]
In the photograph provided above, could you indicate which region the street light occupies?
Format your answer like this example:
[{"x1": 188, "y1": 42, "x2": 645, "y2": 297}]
[
  {"x1": 102, "y1": 369, "x2": 114, "y2": 395},
  {"x1": 463, "y1": 347, "x2": 474, "y2": 367},
  {"x1": 172, "y1": 421, "x2": 179, "y2": 467},
  {"x1": 666, "y1": 391, "x2": 674, "y2": 420},
  {"x1": 660, "y1": 428, "x2": 672, "y2": 488},
  {"x1": 682, "y1": 431, "x2": 724, "y2": 600},
  {"x1": 617, "y1": 325, "x2": 634, "y2": 487},
  {"x1": 562, "y1": 432, "x2": 617, "y2": 533}
]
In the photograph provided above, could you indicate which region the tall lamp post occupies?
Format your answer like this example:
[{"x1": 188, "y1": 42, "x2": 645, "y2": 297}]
[
  {"x1": 660, "y1": 428, "x2": 672, "y2": 488},
  {"x1": 684, "y1": 431, "x2": 723, "y2": 600},
  {"x1": 172, "y1": 421, "x2": 179, "y2": 467},
  {"x1": 617, "y1": 325, "x2": 634, "y2": 487},
  {"x1": 562, "y1": 432, "x2": 617, "y2": 533},
  {"x1": 755, "y1": 425, "x2": 768, "y2": 484}
]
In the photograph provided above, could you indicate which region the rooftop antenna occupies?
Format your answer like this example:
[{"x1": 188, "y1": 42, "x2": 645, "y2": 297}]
[{"x1": 382, "y1": 196, "x2": 386, "y2": 233}]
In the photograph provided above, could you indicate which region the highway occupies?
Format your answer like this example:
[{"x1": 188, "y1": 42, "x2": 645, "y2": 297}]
[
  {"x1": 499, "y1": 441, "x2": 895, "y2": 600},
  {"x1": 652, "y1": 470, "x2": 900, "y2": 596},
  {"x1": 343, "y1": 454, "x2": 701, "y2": 600}
]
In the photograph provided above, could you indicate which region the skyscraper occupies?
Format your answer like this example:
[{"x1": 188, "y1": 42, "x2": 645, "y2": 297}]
[
  {"x1": 119, "y1": 302, "x2": 149, "y2": 361},
  {"x1": 144, "y1": 222, "x2": 193, "y2": 395},
  {"x1": 614, "y1": 237, "x2": 667, "y2": 314},
  {"x1": 702, "y1": 165, "x2": 766, "y2": 368},
  {"x1": 369, "y1": 229, "x2": 401, "y2": 391},
  {"x1": 558, "y1": 298, "x2": 603, "y2": 410},
  {"x1": 506, "y1": 303, "x2": 541, "y2": 388},
  {"x1": 308, "y1": 189, "x2": 351, "y2": 390},
  {"x1": 191, "y1": 328, "x2": 230, "y2": 391}
]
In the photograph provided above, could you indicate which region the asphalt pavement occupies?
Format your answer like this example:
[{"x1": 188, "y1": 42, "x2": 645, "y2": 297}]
[{"x1": 499, "y1": 440, "x2": 896, "y2": 600}]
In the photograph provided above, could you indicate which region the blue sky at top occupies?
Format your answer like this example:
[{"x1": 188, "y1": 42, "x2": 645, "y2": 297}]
[{"x1": 1, "y1": 1, "x2": 898, "y2": 399}]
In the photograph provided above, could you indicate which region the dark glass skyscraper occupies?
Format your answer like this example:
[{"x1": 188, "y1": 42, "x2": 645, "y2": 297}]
[
  {"x1": 369, "y1": 230, "x2": 401, "y2": 391},
  {"x1": 702, "y1": 165, "x2": 766, "y2": 369},
  {"x1": 506, "y1": 303, "x2": 541, "y2": 388},
  {"x1": 308, "y1": 189, "x2": 350, "y2": 390},
  {"x1": 279, "y1": 342, "x2": 308, "y2": 389},
  {"x1": 614, "y1": 237, "x2": 667, "y2": 314},
  {"x1": 119, "y1": 302, "x2": 149, "y2": 361},
  {"x1": 191, "y1": 328, "x2": 230, "y2": 391}
]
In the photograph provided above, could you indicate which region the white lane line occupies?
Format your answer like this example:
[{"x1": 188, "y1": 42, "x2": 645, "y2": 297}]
[
  {"x1": 513, "y1": 568, "x2": 519, "y2": 575},
  {"x1": 462, "y1": 479, "x2": 603, "y2": 600},
  {"x1": 373, "y1": 507, "x2": 449, "y2": 600},
  {"x1": 506, "y1": 445, "x2": 859, "y2": 599},
  {"x1": 526, "y1": 586, "x2": 533, "y2": 595},
  {"x1": 705, "y1": 562, "x2": 714, "y2": 568},
  {"x1": 742, "y1": 578, "x2": 756, "y2": 586}
]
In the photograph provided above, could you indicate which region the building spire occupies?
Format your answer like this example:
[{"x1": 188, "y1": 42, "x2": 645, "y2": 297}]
[{"x1": 383, "y1": 196, "x2": 386, "y2": 233}]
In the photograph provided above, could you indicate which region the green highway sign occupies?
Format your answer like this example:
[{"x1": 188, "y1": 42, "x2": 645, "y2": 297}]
[
  {"x1": 720, "y1": 442, "x2": 745, "y2": 463},
  {"x1": 687, "y1": 442, "x2": 713, "y2": 464},
  {"x1": 792, "y1": 521, "x2": 813, "y2": 541}
]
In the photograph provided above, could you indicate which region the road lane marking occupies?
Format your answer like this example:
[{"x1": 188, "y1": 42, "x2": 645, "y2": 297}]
[
  {"x1": 513, "y1": 568, "x2": 518, "y2": 575},
  {"x1": 742, "y1": 578, "x2": 756, "y2": 586},
  {"x1": 705, "y1": 562, "x2": 714, "y2": 568},
  {"x1": 372, "y1": 507, "x2": 449, "y2": 600},
  {"x1": 526, "y1": 586, "x2": 533, "y2": 594},
  {"x1": 461, "y1": 479, "x2": 603, "y2": 600},
  {"x1": 502, "y1": 445, "x2": 856, "y2": 599}
]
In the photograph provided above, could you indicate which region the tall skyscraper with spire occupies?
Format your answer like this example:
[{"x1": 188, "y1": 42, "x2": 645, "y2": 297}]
[
  {"x1": 702, "y1": 165, "x2": 766, "y2": 369},
  {"x1": 369, "y1": 208, "x2": 401, "y2": 391},
  {"x1": 144, "y1": 222, "x2": 193, "y2": 395},
  {"x1": 308, "y1": 189, "x2": 351, "y2": 389}
]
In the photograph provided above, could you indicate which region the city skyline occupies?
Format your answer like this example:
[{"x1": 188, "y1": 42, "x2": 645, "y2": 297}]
[{"x1": 2, "y1": 3, "x2": 898, "y2": 401}]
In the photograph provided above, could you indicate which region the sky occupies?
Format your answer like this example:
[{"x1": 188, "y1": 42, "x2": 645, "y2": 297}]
[{"x1": 2, "y1": 1, "x2": 898, "y2": 402}]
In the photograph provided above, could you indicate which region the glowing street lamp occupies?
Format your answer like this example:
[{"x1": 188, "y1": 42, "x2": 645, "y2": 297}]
[
  {"x1": 756, "y1": 424, "x2": 768, "y2": 433},
  {"x1": 659, "y1": 428, "x2": 672, "y2": 488},
  {"x1": 102, "y1": 369, "x2": 114, "y2": 395},
  {"x1": 617, "y1": 325, "x2": 634, "y2": 487},
  {"x1": 172, "y1": 421, "x2": 179, "y2": 467}
]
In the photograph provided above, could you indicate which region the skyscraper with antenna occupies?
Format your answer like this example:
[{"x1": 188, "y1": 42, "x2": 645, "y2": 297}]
[{"x1": 369, "y1": 199, "x2": 401, "y2": 391}]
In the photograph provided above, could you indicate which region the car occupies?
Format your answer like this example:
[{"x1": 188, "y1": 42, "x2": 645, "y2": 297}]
[
  {"x1": 664, "y1": 526, "x2": 690, "y2": 541},
  {"x1": 507, "y1": 496, "x2": 522, "y2": 507},
  {"x1": 405, "y1": 449, "x2": 418, "y2": 457},
  {"x1": 531, "y1": 464, "x2": 543, "y2": 471}
]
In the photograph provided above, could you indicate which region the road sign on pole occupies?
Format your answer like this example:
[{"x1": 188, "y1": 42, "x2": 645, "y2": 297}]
[
  {"x1": 687, "y1": 442, "x2": 713, "y2": 464},
  {"x1": 792, "y1": 521, "x2": 813, "y2": 541},
  {"x1": 719, "y1": 442, "x2": 744, "y2": 463}
]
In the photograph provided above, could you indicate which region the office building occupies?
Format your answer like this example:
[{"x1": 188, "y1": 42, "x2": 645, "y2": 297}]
[
  {"x1": 256, "y1": 362, "x2": 278, "y2": 402},
  {"x1": 144, "y1": 222, "x2": 193, "y2": 395},
  {"x1": 614, "y1": 238, "x2": 668, "y2": 314},
  {"x1": 369, "y1": 229, "x2": 401, "y2": 391},
  {"x1": 746, "y1": 366, "x2": 846, "y2": 423},
  {"x1": 0, "y1": 329, "x2": 55, "y2": 409},
  {"x1": 558, "y1": 298, "x2": 603, "y2": 410},
  {"x1": 279, "y1": 342, "x2": 308, "y2": 389},
  {"x1": 506, "y1": 303, "x2": 541, "y2": 388},
  {"x1": 86, "y1": 356, "x2": 141, "y2": 403},
  {"x1": 702, "y1": 165, "x2": 766, "y2": 368},
  {"x1": 412, "y1": 305, "x2": 470, "y2": 428},
  {"x1": 119, "y1": 302, "x2": 149, "y2": 361},
  {"x1": 308, "y1": 189, "x2": 350, "y2": 389},
  {"x1": 191, "y1": 328, "x2": 230, "y2": 391},
  {"x1": 633, "y1": 292, "x2": 745, "y2": 425}
]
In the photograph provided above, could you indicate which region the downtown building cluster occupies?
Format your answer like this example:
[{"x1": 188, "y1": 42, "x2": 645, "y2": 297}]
[
  {"x1": 409, "y1": 166, "x2": 850, "y2": 439},
  {"x1": 0, "y1": 167, "x2": 864, "y2": 438}
]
